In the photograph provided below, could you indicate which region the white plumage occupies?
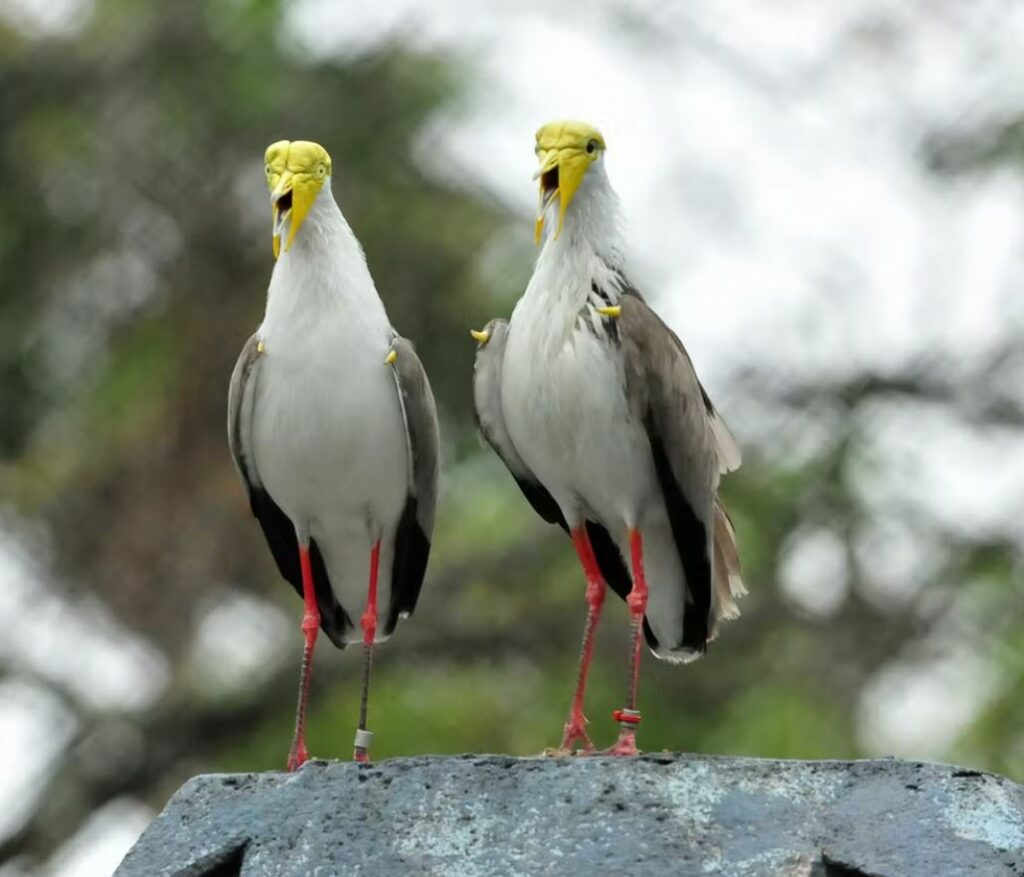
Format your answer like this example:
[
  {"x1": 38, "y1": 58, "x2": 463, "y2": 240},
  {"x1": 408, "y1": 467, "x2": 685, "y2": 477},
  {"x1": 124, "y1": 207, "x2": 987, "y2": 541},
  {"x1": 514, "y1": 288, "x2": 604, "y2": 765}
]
[
  {"x1": 502, "y1": 157, "x2": 734, "y2": 658},
  {"x1": 252, "y1": 190, "x2": 408, "y2": 641},
  {"x1": 472, "y1": 120, "x2": 744, "y2": 752},
  {"x1": 228, "y1": 140, "x2": 438, "y2": 767}
]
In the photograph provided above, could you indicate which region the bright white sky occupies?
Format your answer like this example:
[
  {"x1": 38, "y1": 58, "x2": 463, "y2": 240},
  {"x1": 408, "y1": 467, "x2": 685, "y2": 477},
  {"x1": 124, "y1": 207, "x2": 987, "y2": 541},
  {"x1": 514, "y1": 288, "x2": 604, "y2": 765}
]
[
  {"x1": 2, "y1": 0, "x2": 1023, "y2": 873},
  {"x1": 297, "y1": 0, "x2": 1024, "y2": 370},
  {"x1": 296, "y1": 0, "x2": 1024, "y2": 539}
]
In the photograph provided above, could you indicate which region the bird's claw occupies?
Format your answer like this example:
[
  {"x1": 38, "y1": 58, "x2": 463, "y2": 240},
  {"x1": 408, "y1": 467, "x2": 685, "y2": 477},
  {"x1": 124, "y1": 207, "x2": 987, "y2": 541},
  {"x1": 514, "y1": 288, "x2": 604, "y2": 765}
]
[
  {"x1": 542, "y1": 745, "x2": 583, "y2": 758},
  {"x1": 602, "y1": 730, "x2": 640, "y2": 757},
  {"x1": 559, "y1": 717, "x2": 596, "y2": 754}
]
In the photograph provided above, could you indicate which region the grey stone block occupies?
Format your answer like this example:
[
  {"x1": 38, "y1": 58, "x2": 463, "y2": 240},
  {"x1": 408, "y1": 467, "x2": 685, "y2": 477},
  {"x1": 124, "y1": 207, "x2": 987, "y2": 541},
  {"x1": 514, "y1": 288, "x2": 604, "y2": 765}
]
[{"x1": 116, "y1": 755, "x2": 1024, "y2": 876}]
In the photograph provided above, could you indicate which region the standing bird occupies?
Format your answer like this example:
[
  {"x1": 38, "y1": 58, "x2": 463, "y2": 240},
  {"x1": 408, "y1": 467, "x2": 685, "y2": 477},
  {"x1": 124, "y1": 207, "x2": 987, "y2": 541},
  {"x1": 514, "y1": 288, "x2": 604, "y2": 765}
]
[
  {"x1": 471, "y1": 121, "x2": 745, "y2": 756},
  {"x1": 228, "y1": 141, "x2": 439, "y2": 769}
]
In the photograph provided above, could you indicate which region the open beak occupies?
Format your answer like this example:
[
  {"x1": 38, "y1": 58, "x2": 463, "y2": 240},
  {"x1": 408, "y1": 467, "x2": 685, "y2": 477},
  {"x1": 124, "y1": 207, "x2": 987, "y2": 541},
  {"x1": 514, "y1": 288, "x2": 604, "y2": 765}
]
[
  {"x1": 533, "y1": 147, "x2": 588, "y2": 245},
  {"x1": 533, "y1": 149, "x2": 560, "y2": 245},
  {"x1": 271, "y1": 171, "x2": 294, "y2": 259},
  {"x1": 270, "y1": 170, "x2": 320, "y2": 259}
]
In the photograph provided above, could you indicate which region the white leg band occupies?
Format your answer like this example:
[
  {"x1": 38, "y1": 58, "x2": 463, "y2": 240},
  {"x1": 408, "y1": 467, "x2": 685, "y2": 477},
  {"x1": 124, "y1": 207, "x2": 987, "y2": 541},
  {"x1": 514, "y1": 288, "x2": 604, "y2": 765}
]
[{"x1": 353, "y1": 728, "x2": 374, "y2": 750}]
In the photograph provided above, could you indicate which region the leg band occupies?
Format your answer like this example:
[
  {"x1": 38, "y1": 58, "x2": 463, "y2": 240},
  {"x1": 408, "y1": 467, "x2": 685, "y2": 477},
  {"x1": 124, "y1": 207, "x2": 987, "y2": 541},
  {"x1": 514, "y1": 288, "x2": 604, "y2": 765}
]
[{"x1": 612, "y1": 709, "x2": 642, "y2": 726}]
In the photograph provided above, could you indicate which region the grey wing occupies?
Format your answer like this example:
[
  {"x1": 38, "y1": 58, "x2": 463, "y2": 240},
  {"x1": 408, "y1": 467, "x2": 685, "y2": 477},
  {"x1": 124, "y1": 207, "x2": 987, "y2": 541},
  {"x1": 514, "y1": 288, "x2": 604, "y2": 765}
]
[
  {"x1": 608, "y1": 270, "x2": 739, "y2": 474},
  {"x1": 384, "y1": 335, "x2": 440, "y2": 635},
  {"x1": 472, "y1": 319, "x2": 635, "y2": 602},
  {"x1": 618, "y1": 292, "x2": 737, "y2": 651},
  {"x1": 472, "y1": 319, "x2": 566, "y2": 528},
  {"x1": 227, "y1": 334, "x2": 351, "y2": 645},
  {"x1": 227, "y1": 333, "x2": 263, "y2": 505}
]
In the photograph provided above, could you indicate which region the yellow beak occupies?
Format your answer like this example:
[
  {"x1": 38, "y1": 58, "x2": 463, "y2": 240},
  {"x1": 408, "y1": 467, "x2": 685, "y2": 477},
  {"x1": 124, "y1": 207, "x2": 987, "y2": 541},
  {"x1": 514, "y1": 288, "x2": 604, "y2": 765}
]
[
  {"x1": 534, "y1": 147, "x2": 590, "y2": 245},
  {"x1": 271, "y1": 170, "x2": 319, "y2": 258},
  {"x1": 470, "y1": 328, "x2": 490, "y2": 345}
]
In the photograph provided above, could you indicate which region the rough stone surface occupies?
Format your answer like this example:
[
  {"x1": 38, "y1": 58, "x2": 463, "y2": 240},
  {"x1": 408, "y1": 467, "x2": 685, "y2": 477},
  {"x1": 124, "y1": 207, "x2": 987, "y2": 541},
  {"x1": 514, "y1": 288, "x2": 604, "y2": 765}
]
[{"x1": 116, "y1": 755, "x2": 1024, "y2": 877}]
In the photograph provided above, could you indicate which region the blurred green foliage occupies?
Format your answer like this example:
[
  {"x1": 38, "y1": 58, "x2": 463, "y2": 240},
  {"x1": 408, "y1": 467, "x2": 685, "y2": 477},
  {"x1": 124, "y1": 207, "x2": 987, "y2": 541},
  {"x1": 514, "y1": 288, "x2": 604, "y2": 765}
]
[{"x1": 0, "y1": 0, "x2": 1021, "y2": 870}]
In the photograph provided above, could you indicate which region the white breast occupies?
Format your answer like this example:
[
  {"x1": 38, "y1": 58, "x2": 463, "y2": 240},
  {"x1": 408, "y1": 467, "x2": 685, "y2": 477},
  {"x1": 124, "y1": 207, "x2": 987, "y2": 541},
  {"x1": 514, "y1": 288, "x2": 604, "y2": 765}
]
[
  {"x1": 501, "y1": 269, "x2": 659, "y2": 531},
  {"x1": 252, "y1": 312, "x2": 408, "y2": 535},
  {"x1": 249, "y1": 199, "x2": 409, "y2": 634}
]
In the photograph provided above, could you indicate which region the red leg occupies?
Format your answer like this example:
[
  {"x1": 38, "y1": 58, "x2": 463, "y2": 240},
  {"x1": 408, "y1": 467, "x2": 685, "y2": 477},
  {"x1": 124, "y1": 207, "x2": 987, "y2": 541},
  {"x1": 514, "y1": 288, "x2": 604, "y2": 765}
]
[
  {"x1": 354, "y1": 540, "x2": 381, "y2": 763},
  {"x1": 287, "y1": 543, "x2": 320, "y2": 772},
  {"x1": 560, "y1": 527, "x2": 607, "y2": 752},
  {"x1": 605, "y1": 528, "x2": 648, "y2": 756}
]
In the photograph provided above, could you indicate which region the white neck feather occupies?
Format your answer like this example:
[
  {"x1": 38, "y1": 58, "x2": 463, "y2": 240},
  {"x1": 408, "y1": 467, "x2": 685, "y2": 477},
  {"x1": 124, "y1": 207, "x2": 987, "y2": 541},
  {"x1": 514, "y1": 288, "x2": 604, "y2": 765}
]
[
  {"x1": 262, "y1": 184, "x2": 391, "y2": 337},
  {"x1": 522, "y1": 161, "x2": 628, "y2": 325},
  {"x1": 538, "y1": 161, "x2": 625, "y2": 269}
]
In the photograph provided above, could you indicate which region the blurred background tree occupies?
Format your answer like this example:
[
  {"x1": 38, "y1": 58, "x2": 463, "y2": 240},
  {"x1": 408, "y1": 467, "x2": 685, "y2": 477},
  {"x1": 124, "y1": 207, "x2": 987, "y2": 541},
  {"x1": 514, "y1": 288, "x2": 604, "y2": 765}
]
[{"x1": 0, "y1": 0, "x2": 1021, "y2": 874}]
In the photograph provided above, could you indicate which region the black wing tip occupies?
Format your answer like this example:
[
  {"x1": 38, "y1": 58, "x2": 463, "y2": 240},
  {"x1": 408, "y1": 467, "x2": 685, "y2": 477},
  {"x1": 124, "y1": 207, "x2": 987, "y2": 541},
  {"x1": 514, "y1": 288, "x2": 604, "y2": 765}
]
[
  {"x1": 642, "y1": 606, "x2": 709, "y2": 657},
  {"x1": 386, "y1": 497, "x2": 431, "y2": 636},
  {"x1": 586, "y1": 521, "x2": 631, "y2": 599},
  {"x1": 646, "y1": 427, "x2": 713, "y2": 655},
  {"x1": 309, "y1": 540, "x2": 354, "y2": 647},
  {"x1": 250, "y1": 488, "x2": 352, "y2": 648},
  {"x1": 587, "y1": 528, "x2": 706, "y2": 653},
  {"x1": 680, "y1": 610, "x2": 711, "y2": 654},
  {"x1": 516, "y1": 476, "x2": 568, "y2": 530}
]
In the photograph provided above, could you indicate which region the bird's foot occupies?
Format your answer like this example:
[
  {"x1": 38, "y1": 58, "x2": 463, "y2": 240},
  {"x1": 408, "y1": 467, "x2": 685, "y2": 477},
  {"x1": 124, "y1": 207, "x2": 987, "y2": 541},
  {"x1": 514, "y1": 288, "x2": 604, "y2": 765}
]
[
  {"x1": 601, "y1": 709, "x2": 641, "y2": 756},
  {"x1": 602, "y1": 730, "x2": 640, "y2": 757},
  {"x1": 559, "y1": 715, "x2": 596, "y2": 754},
  {"x1": 541, "y1": 745, "x2": 587, "y2": 758},
  {"x1": 286, "y1": 739, "x2": 310, "y2": 772}
]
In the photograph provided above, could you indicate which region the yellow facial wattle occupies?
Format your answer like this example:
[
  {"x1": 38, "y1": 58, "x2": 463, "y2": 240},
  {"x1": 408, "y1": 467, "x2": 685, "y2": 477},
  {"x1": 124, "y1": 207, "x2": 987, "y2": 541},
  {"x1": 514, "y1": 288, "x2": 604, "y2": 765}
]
[
  {"x1": 264, "y1": 140, "x2": 332, "y2": 258},
  {"x1": 533, "y1": 120, "x2": 606, "y2": 244}
]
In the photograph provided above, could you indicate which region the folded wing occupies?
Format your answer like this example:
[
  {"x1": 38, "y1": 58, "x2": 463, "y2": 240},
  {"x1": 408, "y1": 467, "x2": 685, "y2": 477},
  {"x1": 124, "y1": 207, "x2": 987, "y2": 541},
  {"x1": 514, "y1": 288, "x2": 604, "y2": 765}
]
[{"x1": 227, "y1": 333, "x2": 351, "y2": 645}]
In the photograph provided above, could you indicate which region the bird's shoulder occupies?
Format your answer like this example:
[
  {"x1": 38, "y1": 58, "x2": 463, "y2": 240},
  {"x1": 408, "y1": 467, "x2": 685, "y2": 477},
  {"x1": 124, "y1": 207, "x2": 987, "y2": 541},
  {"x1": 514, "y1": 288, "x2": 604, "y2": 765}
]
[{"x1": 616, "y1": 285, "x2": 741, "y2": 472}]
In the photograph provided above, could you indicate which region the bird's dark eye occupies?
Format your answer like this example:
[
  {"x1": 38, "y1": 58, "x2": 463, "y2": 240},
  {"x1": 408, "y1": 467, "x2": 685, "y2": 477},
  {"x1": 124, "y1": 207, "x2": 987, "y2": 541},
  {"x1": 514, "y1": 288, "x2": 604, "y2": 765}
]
[
  {"x1": 265, "y1": 163, "x2": 272, "y2": 175},
  {"x1": 586, "y1": 139, "x2": 598, "y2": 154}
]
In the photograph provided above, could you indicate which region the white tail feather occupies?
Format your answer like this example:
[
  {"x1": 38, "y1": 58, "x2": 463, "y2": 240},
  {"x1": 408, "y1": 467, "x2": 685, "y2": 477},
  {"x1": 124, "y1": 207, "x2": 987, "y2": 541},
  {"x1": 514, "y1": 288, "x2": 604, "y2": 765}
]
[
  {"x1": 710, "y1": 412, "x2": 742, "y2": 475},
  {"x1": 710, "y1": 499, "x2": 746, "y2": 638}
]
